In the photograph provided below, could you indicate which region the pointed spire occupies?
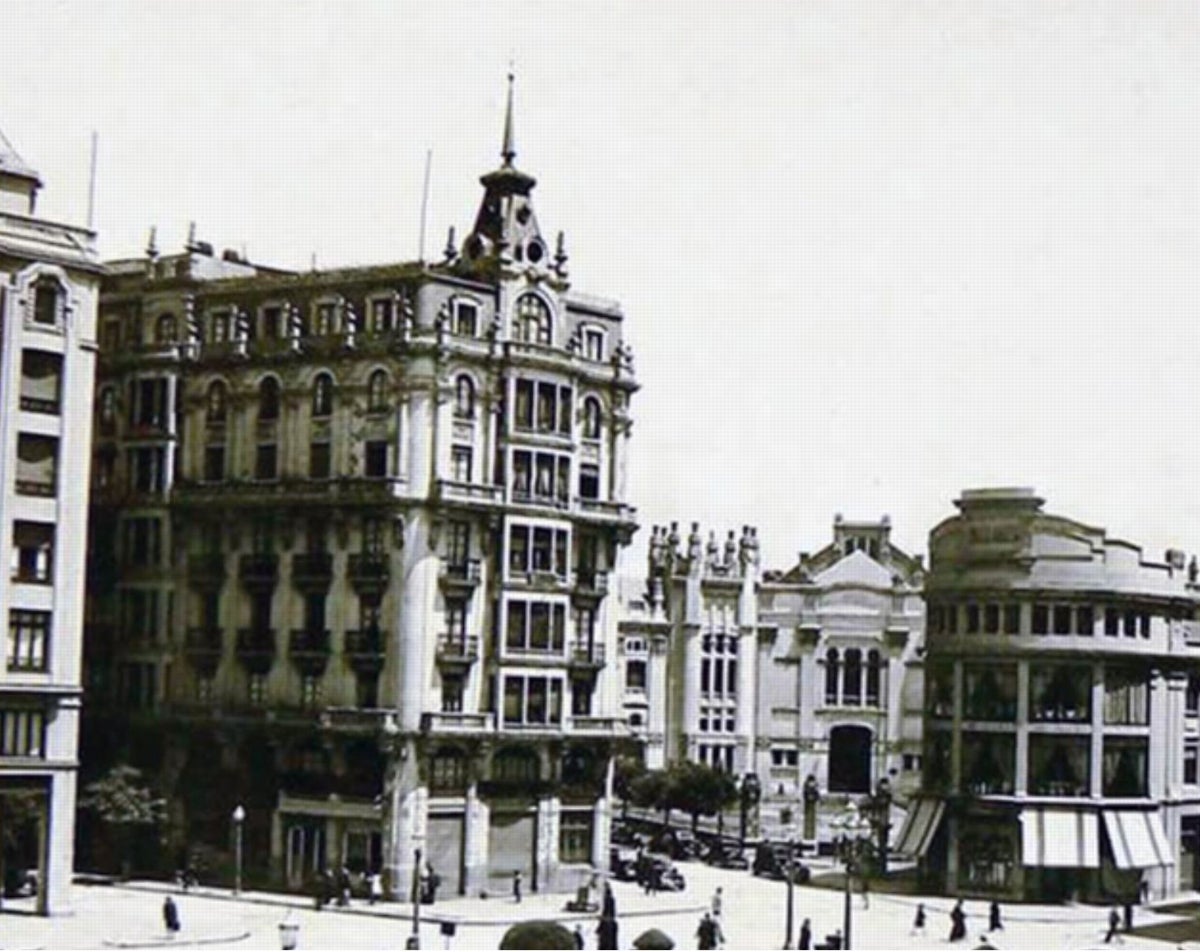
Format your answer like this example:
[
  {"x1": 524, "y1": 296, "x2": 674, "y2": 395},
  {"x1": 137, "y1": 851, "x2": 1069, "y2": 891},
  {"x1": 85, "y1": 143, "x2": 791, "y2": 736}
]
[
  {"x1": 443, "y1": 225, "x2": 458, "y2": 262},
  {"x1": 146, "y1": 225, "x2": 158, "y2": 258},
  {"x1": 501, "y1": 69, "x2": 516, "y2": 167}
]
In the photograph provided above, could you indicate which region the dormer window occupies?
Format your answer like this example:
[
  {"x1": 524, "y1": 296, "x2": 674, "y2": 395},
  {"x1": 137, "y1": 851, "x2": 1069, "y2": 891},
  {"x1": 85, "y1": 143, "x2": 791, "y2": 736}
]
[
  {"x1": 314, "y1": 302, "x2": 336, "y2": 336},
  {"x1": 514, "y1": 294, "x2": 552, "y2": 346},
  {"x1": 453, "y1": 299, "x2": 479, "y2": 337},
  {"x1": 585, "y1": 328, "x2": 606, "y2": 362},
  {"x1": 32, "y1": 277, "x2": 61, "y2": 326},
  {"x1": 369, "y1": 299, "x2": 394, "y2": 334}
]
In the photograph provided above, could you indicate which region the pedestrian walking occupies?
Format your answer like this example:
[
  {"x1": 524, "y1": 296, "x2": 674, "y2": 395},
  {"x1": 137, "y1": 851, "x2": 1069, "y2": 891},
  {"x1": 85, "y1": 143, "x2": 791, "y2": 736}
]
[
  {"x1": 988, "y1": 900, "x2": 1003, "y2": 932},
  {"x1": 711, "y1": 885, "x2": 723, "y2": 919},
  {"x1": 1104, "y1": 906, "x2": 1124, "y2": 944},
  {"x1": 337, "y1": 865, "x2": 351, "y2": 906},
  {"x1": 1123, "y1": 900, "x2": 1134, "y2": 932},
  {"x1": 512, "y1": 869, "x2": 523, "y2": 904},
  {"x1": 597, "y1": 914, "x2": 618, "y2": 951},
  {"x1": 861, "y1": 876, "x2": 869, "y2": 910},
  {"x1": 368, "y1": 869, "x2": 382, "y2": 905},
  {"x1": 912, "y1": 902, "x2": 927, "y2": 936},
  {"x1": 696, "y1": 912, "x2": 717, "y2": 950},
  {"x1": 797, "y1": 917, "x2": 812, "y2": 950},
  {"x1": 162, "y1": 895, "x2": 180, "y2": 937},
  {"x1": 949, "y1": 899, "x2": 967, "y2": 942},
  {"x1": 573, "y1": 923, "x2": 585, "y2": 949}
]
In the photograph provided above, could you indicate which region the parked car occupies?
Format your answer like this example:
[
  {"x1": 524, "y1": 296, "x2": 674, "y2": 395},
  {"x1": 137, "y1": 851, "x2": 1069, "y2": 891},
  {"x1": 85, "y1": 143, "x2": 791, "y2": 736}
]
[
  {"x1": 643, "y1": 855, "x2": 686, "y2": 892},
  {"x1": 609, "y1": 846, "x2": 640, "y2": 882},
  {"x1": 611, "y1": 823, "x2": 647, "y2": 848},
  {"x1": 650, "y1": 827, "x2": 701, "y2": 861},
  {"x1": 702, "y1": 840, "x2": 750, "y2": 870},
  {"x1": 752, "y1": 842, "x2": 810, "y2": 884}
]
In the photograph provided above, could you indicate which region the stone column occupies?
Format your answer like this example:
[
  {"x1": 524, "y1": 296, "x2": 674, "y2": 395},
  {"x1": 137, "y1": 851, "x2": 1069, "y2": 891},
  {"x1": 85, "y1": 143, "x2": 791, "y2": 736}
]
[
  {"x1": 1015, "y1": 661, "x2": 1030, "y2": 795},
  {"x1": 592, "y1": 796, "x2": 610, "y2": 870},
  {"x1": 681, "y1": 624, "x2": 702, "y2": 762},
  {"x1": 1149, "y1": 669, "x2": 1167, "y2": 800},
  {"x1": 42, "y1": 771, "x2": 76, "y2": 916},
  {"x1": 383, "y1": 747, "x2": 425, "y2": 901},
  {"x1": 648, "y1": 634, "x2": 670, "y2": 769},
  {"x1": 1167, "y1": 673, "x2": 1189, "y2": 801},
  {"x1": 463, "y1": 785, "x2": 489, "y2": 897},
  {"x1": 1090, "y1": 663, "x2": 1105, "y2": 797},
  {"x1": 536, "y1": 797, "x2": 559, "y2": 893}
]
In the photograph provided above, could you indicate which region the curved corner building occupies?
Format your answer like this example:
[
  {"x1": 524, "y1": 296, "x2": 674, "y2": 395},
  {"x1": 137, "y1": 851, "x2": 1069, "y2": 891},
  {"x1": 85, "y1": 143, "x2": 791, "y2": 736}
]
[{"x1": 913, "y1": 488, "x2": 1200, "y2": 902}]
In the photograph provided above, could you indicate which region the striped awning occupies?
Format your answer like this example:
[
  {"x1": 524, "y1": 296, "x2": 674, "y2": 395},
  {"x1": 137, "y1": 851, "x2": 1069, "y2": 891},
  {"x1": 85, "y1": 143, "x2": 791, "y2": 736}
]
[
  {"x1": 893, "y1": 799, "x2": 945, "y2": 858},
  {"x1": 1102, "y1": 811, "x2": 1173, "y2": 869},
  {"x1": 1021, "y1": 809, "x2": 1099, "y2": 868}
]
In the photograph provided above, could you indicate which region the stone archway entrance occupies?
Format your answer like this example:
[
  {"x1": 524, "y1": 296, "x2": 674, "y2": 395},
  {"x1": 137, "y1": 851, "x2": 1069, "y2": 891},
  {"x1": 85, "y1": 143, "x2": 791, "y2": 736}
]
[{"x1": 828, "y1": 725, "x2": 872, "y2": 793}]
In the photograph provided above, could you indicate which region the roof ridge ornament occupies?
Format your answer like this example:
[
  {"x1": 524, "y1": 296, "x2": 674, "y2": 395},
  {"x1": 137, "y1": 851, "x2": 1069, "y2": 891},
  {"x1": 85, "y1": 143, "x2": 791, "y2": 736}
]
[{"x1": 501, "y1": 69, "x2": 516, "y2": 167}]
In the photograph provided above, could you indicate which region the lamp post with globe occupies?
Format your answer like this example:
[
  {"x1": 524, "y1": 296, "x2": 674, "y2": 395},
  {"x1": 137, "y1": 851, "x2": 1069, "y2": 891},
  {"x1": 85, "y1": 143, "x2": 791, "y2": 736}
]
[
  {"x1": 232, "y1": 804, "x2": 246, "y2": 897},
  {"x1": 829, "y1": 801, "x2": 873, "y2": 950}
]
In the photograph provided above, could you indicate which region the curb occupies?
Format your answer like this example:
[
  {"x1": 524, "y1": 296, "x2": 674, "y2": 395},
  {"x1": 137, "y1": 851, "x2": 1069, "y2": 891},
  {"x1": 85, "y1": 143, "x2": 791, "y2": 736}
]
[{"x1": 101, "y1": 931, "x2": 251, "y2": 949}]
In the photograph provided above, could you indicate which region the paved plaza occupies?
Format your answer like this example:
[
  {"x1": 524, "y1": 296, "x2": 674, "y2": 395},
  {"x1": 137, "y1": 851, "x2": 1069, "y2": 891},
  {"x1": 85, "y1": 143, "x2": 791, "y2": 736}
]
[{"x1": 2, "y1": 863, "x2": 1199, "y2": 950}]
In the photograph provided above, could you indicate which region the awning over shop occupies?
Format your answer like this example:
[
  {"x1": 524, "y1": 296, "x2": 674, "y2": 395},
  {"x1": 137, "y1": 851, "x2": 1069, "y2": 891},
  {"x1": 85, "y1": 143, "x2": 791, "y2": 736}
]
[
  {"x1": 1102, "y1": 811, "x2": 1174, "y2": 869},
  {"x1": 1021, "y1": 809, "x2": 1099, "y2": 868},
  {"x1": 893, "y1": 799, "x2": 945, "y2": 858}
]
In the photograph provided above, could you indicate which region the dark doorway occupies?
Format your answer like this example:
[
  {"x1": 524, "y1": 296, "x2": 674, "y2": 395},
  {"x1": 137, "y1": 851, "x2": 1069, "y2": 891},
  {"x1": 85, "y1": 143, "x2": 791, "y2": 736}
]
[{"x1": 828, "y1": 725, "x2": 873, "y2": 793}]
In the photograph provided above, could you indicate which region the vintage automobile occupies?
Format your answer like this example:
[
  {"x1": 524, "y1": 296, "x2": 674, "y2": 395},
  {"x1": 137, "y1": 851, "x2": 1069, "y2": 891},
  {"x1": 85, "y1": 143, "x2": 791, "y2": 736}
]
[
  {"x1": 609, "y1": 846, "x2": 640, "y2": 882},
  {"x1": 643, "y1": 855, "x2": 687, "y2": 892},
  {"x1": 611, "y1": 822, "x2": 649, "y2": 848},
  {"x1": 649, "y1": 827, "x2": 701, "y2": 861},
  {"x1": 752, "y1": 842, "x2": 811, "y2": 883},
  {"x1": 702, "y1": 839, "x2": 750, "y2": 870}
]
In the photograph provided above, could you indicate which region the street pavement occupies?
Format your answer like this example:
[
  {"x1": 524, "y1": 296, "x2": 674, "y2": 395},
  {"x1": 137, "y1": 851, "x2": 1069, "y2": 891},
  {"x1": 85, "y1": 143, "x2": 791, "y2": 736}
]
[{"x1": 0, "y1": 863, "x2": 1197, "y2": 950}]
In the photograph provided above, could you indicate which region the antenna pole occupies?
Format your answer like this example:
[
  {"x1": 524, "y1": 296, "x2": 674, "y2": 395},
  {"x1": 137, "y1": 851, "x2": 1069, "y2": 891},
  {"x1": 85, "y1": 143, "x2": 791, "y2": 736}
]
[
  {"x1": 418, "y1": 148, "x2": 432, "y2": 264},
  {"x1": 86, "y1": 131, "x2": 98, "y2": 231}
]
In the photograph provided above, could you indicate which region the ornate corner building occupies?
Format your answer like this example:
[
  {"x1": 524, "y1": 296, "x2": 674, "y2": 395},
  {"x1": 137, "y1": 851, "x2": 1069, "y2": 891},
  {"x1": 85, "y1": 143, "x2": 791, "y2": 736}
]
[
  {"x1": 0, "y1": 129, "x2": 101, "y2": 913},
  {"x1": 83, "y1": 84, "x2": 638, "y2": 897},
  {"x1": 909, "y1": 488, "x2": 1200, "y2": 901},
  {"x1": 618, "y1": 516, "x2": 926, "y2": 842}
]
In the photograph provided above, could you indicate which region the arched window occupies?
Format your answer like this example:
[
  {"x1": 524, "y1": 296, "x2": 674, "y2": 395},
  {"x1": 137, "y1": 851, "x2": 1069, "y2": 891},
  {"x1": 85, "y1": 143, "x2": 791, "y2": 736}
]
[
  {"x1": 430, "y1": 746, "x2": 467, "y2": 794},
  {"x1": 454, "y1": 375, "x2": 475, "y2": 420},
  {"x1": 32, "y1": 276, "x2": 61, "y2": 326},
  {"x1": 258, "y1": 377, "x2": 280, "y2": 421},
  {"x1": 367, "y1": 370, "x2": 389, "y2": 412},
  {"x1": 866, "y1": 649, "x2": 882, "y2": 707},
  {"x1": 843, "y1": 648, "x2": 863, "y2": 705},
  {"x1": 825, "y1": 649, "x2": 840, "y2": 706},
  {"x1": 156, "y1": 313, "x2": 177, "y2": 343},
  {"x1": 312, "y1": 373, "x2": 334, "y2": 418},
  {"x1": 582, "y1": 398, "x2": 602, "y2": 440},
  {"x1": 206, "y1": 381, "x2": 228, "y2": 424},
  {"x1": 514, "y1": 294, "x2": 552, "y2": 345}
]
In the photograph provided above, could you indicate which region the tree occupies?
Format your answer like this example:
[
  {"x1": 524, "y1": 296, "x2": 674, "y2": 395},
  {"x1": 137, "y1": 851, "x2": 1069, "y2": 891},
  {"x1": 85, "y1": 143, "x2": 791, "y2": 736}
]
[
  {"x1": 665, "y1": 761, "x2": 737, "y2": 833},
  {"x1": 0, "y1": 792, "x2": 41, "y2": 908},
  {"x1": 499, "y1": 920, "x2": 576, "y2": 949},
  {"x1": 79, "y1": 765, "x2": 167, "y2": 879},
  {"x1": 629, "y1": 769, "x2": 672, "y2": 828},
  {"x1": 613, "y1": 754, "x2": 646, "y2": 820}
]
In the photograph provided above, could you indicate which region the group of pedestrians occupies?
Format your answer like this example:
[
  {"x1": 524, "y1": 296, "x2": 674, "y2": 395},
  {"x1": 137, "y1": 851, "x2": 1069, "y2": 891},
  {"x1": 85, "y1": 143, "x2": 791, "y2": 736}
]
[{"x1": 907, "y1": 898, "x2": 1003, "y2": 947}]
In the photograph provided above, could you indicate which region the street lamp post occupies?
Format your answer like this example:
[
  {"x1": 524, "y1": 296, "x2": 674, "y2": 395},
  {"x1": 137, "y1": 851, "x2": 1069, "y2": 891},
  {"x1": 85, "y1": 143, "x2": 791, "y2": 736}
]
[
  {"x1": 406, "y1": 847, "x2": 422, "y2": 950},
  {"x1": 784, "y1": 827, "x2": 797, "y2": 950},
  {"x1": 740, "y1": 773, "x2": 761, "y2": 848},
  {"x1": 829, "y1": 801, "x2": 873, "y2": 951},
  {"x1": 232, "y1": 804, "x2": 246, "y2": 897}
]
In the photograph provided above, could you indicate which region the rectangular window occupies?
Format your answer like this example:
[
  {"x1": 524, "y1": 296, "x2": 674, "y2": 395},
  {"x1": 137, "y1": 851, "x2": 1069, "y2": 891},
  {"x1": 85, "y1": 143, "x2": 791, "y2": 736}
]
[
  {"x1": 572, "y1": 682, "x2": 593, "y2": 716},
  {"x1": 1003, "y1": 603, "x2": 1020, "y2": 635},
  {"x1": 453, "y1": 300, "x2": 478, "y2": 337},
  {"x1": 19, "y1": 350, "x2": 62, "y2": 414},
  {"x1": 357, "y1": 673, "x2": 379, "y2": 709},
  {"x1": 261, "y1": 306, "x2": 283, "y2": 338},
  {"x1": 447, "y1": 521, "x2": 470, "y2": 566},
  {"x1": 1124, "y1": 610, "x2": 1138, "y2": 638},
  {"x1": 445, "y1": 601, "x2": 467, "y2": 637},
  {"x1": 248, "y1": 673, "x2": 267, "y2": 707},
  {"x1": 255, "y1": 443, "x2": 278, "y2": 480},
  {"x1": 1029, "y1": 663, "x2": 1092, "y2": 722},
  {"x1": 965, "y1": 603, "x2": 980, "y2": 634},
  {"x1": 558, "y1": 386, "x2": 572, "y2": 435},
  {"x1": 514, "y1": 380, "x2": 534, "y2": 430},
  {"x1": 451, "y1": 445, "x2": 472, "y2": 482},
  {"x1": 1104, "y1": 669, "x2": 1149, "y2": 726},
  {"x1": 502, "y1": 675, "x2": 564, "y2": 726},
  {"x1": 364, "y1": 440, "x2": 388, "y2": 477},
  {"x1": 560, "y1": 812, "x2": 593, "y2": 863},
  {"x1": 0, "y1": 709, "x2": 45, "y2": 758},
  {"x1": 370, "y1": 299, "x2": 394, "y2": 333},
  {"x1": 315, "y1": 302, "x2": 336, "y2": 335},
  {"x1": 362, "y1": 517, "x2": 385, "y2": 555},
  {"x1": 585, "y1": 329, "x2": 605, "y2": 362},
  {"x1": 300, "y1": 675, "x2": 323, "y2": 711},
  {"x1": 441, "y1": 674, "x2": 463, "y2": 713},
  {"x1": 944, "y1": 604, "x2": 958, "y2": 636},
  {"x1": 1102, "y1": 738, "x2": 1149, "y2": 798},
  {"x1": 1077, "y1": 605, "x2": 1095, "y2": 636},
  {"x1": 1105, "y1": 607, "x2": 1120, "y2": 636},
  {"x1": 8, "y1": 610, "x2": 49, "y2": 671},
  {"x1": 1031, "y1": 604, "x2": 1049, "y2": 635},
  {"x1": 309, "y1": 441, "x2": 331, "y2": 479},
  {"x1": 33, "y1": 280, "x2": 59, "y2": 326},
  {"x1": 16, "y1": 434, "x2": 57, "y2": 496},
  {"x1": 11, "y1": 522, "x2": 53, "y2": 583},
  {"x1": 204, "y1": 445, "x2": 225, "y2": 482},
  {"x1": 536, "y1": 382, "x2": 556, "y2": 432},
  {"x1": 579, "y1": 464, "x2": 600, "y2": 500},
  {"x1": 1053, "y1": 605, "x2": 1072, "y2": 635},
  {"x1": 983, "y1": 604, "x2": 1000, "y2": 635},
  {"x1": 626, "y1": 658, "x2": 647, "y2": 691},
  {"x1": 1187, "y1": 744, "x2": 1199, "y2": 786},
  {"x1": 505, "y1": 599, "x2": 566, "y2": 653}
]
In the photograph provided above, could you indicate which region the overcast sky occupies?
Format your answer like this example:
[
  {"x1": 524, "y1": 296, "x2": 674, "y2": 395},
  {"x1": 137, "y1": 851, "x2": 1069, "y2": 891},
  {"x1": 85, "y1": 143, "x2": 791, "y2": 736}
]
[{"x1": 5, "y1": 1, "x2": 1200, "y2": 570}]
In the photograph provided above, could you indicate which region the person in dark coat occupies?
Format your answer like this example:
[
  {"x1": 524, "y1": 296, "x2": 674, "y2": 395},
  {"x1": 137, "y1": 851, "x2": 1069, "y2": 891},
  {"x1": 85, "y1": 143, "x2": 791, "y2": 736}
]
[
  {"x1": 162, "y1": 895, "x2": 180, "y2": 935},
  {"x1": 1104, "y1": 907, "x2": 1124, "y2": 944},
  {"x1": 513, "y1": 869, "x2": 523, "y2": 903},
  {"x1": 949, "y1": 899, "x2": 967, "y2": 942},
  {"x1": 989, "y1": 900, "x2": 1003, "y2": 932},
  {"x1": 602, "y1": 882, "x2": 616, "y2": 920},
  {"x1": 597, "y1": 914, "x2": 618, "y2": 950},
  {"x1": 573, "y1": 923, "x2": 585, "y2": 949},
  {"x1": 797, "y1": 917, "x2": 812, "y2": 949},
  {"x1": 696, "y1": 912, "x2": 717, "y2": 950},
  {"x1": 912, "y1": 902, "x2": 927, "y2": 936}
]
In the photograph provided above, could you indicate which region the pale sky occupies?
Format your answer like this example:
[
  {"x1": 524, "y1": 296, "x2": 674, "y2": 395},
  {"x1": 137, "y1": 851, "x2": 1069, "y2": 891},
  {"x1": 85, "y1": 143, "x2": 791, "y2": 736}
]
[{"x1": 5, "y1": 1, "x2": 1200, "y2": 570}]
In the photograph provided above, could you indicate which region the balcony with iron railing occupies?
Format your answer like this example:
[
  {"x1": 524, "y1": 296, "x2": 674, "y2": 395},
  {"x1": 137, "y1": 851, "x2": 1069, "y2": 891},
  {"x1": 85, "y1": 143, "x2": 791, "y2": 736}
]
[
  {"x1": 184, "y1": 627, "x2": 223, "y2": 674},
  {"x1": 572, "y1": 569, "x2": 609, "y2": 602},
  {"x1": 568, "y1": 642, "x2": 607, "y2": 672},
  {"x1": 439, "y1": 559, "x2": 481, "y2": 591},
  {"x1": 435, "y1": 479, "x2": 505, "y2": 506},
  {"x1": 238, "y1": 553, "x2": 279, "y2": 590},
  {"x1": 291, "y1": 552, "x2": 333, "y2": 591},
  {"x1": 421, "y1": 711, "x2": 496, "y2": 734},
  {"x1": 289, "y1": 628, "x2": 332, "y2": 674},
  {"x1": 344, "y1": 628, "x2": 386, "y2": 674},
  {"x1": 348, "y1": 552, "x2": 390, "y2": 593},
  {"x1": 436, "y1": 633, "x2": 480, "y2": 668},
  {"x1": 235, "y1": 628, "x2": 276, "y2": 673}
]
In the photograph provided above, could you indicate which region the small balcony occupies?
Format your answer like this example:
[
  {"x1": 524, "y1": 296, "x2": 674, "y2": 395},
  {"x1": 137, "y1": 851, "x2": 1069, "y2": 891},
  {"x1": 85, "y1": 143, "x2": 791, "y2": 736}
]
[
  {"x1": 291, "y1": 552, "x2": 333, "y2": 591},
  {"x1": 184, "y1": 627, "x2": 223, "y2": 675},
  {"x1": 235, "y1": 628, "x2": 276, "y2": 673},
  {"x1": 570, "y1": 716, "x2": 627, "y2": 737},
  {"x1": 439, "y1": 560, "x2": 481, "y2": 591},
  {"x1": 348, "y1": 552, "x2": 390, "y2": 594},
  {"x1": 568, "y1": 642, "x2": 607, "y2": 672},
  {"x1": 238, "y1": 553, "x2": 279, "y2": 591},
  {"x1": 289, "y1": 628, "x2": 332, "y2": 674},
  {"x1": 344, "y1": 628, "x2": 386, "y2": 674},
  {"x1": 436, "y1": 633, "x2": 479, "y2": 669},
  {"x1": 436, "y1": 479, "x2": 504, "y2": 506},
  {"x1": 188, "y1": 553, "x2": 226, "y2": 590},
  {"x1": 572, "y1": 569, "x2": 609, "y2": 603},
  {"x1": 421, "y1": 711, "x2": 496, "y2": 734}
]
